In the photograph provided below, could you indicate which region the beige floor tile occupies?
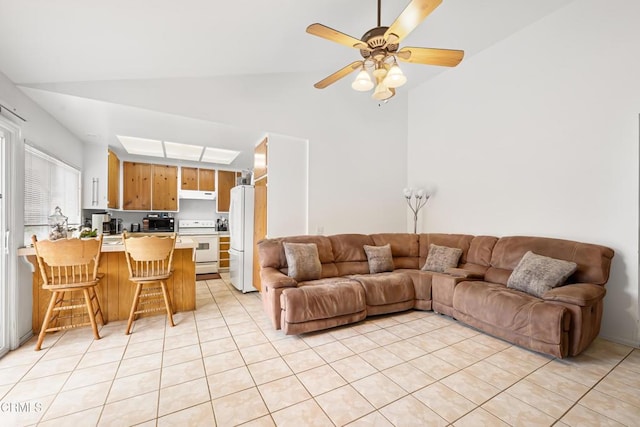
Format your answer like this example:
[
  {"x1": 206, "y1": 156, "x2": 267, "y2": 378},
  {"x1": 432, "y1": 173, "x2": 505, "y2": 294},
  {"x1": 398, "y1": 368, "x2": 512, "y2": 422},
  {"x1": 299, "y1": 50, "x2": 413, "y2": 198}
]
[
  {"x1": 296, "y1": 364, "x2": 347, "y2": 396},
  {"x1": 42, "y1": 381, "x2": 111, "y2": 421},
  {"x1": 22, "y1": 354, "x2": 82, "y2": 380},
  {"x1": 158, "y1": 377, "x2": 210, "y2": 417},
  {"x1": 561, "y1": 403, "x2": 626, "y2": 427},
  {"x1": 313, "y1": 340, "x2": 355, "y2": 363},
  {"x1": 543, "y1": 358, "x2": 606, "y2": 388},
  {"x1": 0, "y1": 363, "x2": 35, "y2": 386},
  {"x1": 346, "y1": 411, "x2": 393, "y2": 426},
  {"x1": 162, "y1": 343, "x2": 202, "y2": 367},
  {"x1": 99, "y1": 390, "x2": 158, "y2": 426},
  {"x1": 258, "y1": 375, "x2": 311, "y2": 412},
  {"x1": 462, "y1": 360, "x2": 520, "y2": 390},
  {"x1": 123, "y1": 338, "x2": 164, "y2": 359},
  {"x1": 431, "y1": 346, "x2": 482, "y2": 369},
  {"x1": 385, "y1": 323, "x2": 422, "y2": 339},
  {"x1": 384, "y1": 340, "x2": 426, "y2": 361},
  {"x1": 0, "y1": 393, "x2": 56, "y2": 426},
  {"x1": 282, "y1": 348, "x2": 326, "y2": 373},
  {"x1": 240, "y1": 342, "x2": 279, "y2": 364},
  {"x1": 363, "y1": 328, "x2": 402, "y2": 346},
  {"x1": 382, "y1": 362, "x2": 436, "y2": 393},
  {"x1": 198, "y1": 325, "x2": 232, "y2": 343},
  {"x1": 203, "y1": 349, "x2": 245, "y2": 376},
  {"x1": 76, "y1": 345, "x2": 126, "y2": 370},
  {"x1": 359, "y1": 347, "x2": 405, "y2": 371},
  {"x1": 330, "y1": 354, "x2": 377, "y2": 383},
  {"x1": 329, "y1": 325, "x2": 362, "y2": 340},
  {"x1": 0, "y1": 383, "x2": 10, "y2": 399},
  {"x1": 452, "y1": 338, "x2": 499, "y2": 358},
  {"x1": 62, "y1": 362, "x2": 118, "y2": 393},
  {"x1": 271, "y1": 399, "x2": 333, "y2": 427},
  {"x1": 341, "y1": 335, "x2": 379, "y2": 353},
  {"x1": 525, "y1": 366, "x2": 590, "y2": 401},
  {"x1": 404, "y1": 318, "x2": 441, "y2": 334},
  {"x1": 379, "y1": 395, "x2": 448, "y2": 427},
  {"x1": 241, "y1": 415, "x2": 275, "y2": 426},
  {"x1": 212, "y1": 387, "x2": 269, "y2": 426},
  {"x1": 107, "y1": 368, "x2": 161, "y2": 403},
  {"x1": 578, "y1": 389, "x2": 640, "y2": 426},
  {"x1": 506, "y1": 379, "x2": 574, "y2": 418},
  {"x1": 301, "y1": 331, "x2": 336, "y2": 347},
  {"x1": 367, "y1": 315, "x2": 401, "y2": 329},
  {"x1": 208, "y1": 365, "x2": 255, "y2": 399},
  {"x1": 619, "y1": 349, "x2": 640, "y2": 373},
  {"x1": 228, "y1": 320, "x2": 261, "y2": 335},
  {"x1": 413, "y1": 382, "x2": 476, "y2": 422},
  {"x1": 423, "y1": 327, "x2": 467, "y2": 345},
  {"x1": 469, "y1": 333, "x2": 512, "y2": 351},
  {"x1": 595, "y1": 370, "x2": 640, "y2": 407},
  {"x1": 484, "y1": 350, "x2": 540, "y2": 377},
  {"x1": 161, "y1": 358, "x2": 206, "y2": 388},
  {"x1": 157, "y1": 401, "x2": 216, "y2": 427},
  {"x1": 351, "y1": 320, "x2": 382, "y2": 334},
  {"x1": 200, "y1": 336, "x2": 237, "y2": 357},
  {"x1": 271, "y1": 336, "x2": 310, "y2": 355},
  {"x1": 605, "y1": 364, "x2": 640, "y2": 389},
  {"x1": 0, "y1": 347, "x2": 45, "y2": 368},
  {"x1": 3, "y1": 372, "x2": 70, "y2": 401},
  {"x1": 163, "y1": 331, "x2": 200, "y2": 351},
  {"x1": 410, "y1": 333, "x2": 449, "y2": 353},
  {"x1": 452, "y1": 407, "x2": 510, "y2": 427},
  {"x1": 482, "y1": 392, "x2": 556, "y2": 426},
  {"x1": 316, "y1": 384, "x2": 375, "y2": 426},
  {"x1": 248, "y1": 357, "x2": 294, "y2": 385},
  {"x1": 582, "y1": 338, "x2": 633, "y2": 363},
  {"x1": 234, "y1": 331, "x2": 269, "y2": 349},
  {"x1": 440, "y1": 371, "x2": 500, "y2": 405},
  {"x1": 116, "y1": 352, "x2": 162, "y2": 378},
  {"x1": 351, "y1": 372, "x2": 407, "y2": 409},
  {"x1": 38, "y1": 406, "x2": 102, "y2": 427}
]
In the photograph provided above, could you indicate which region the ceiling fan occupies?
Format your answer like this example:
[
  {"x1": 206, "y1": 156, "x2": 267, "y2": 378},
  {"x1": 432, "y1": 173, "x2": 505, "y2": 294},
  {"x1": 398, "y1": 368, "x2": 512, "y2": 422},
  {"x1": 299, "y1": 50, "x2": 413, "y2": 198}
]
[{"x1": 306, "y1": 0, "x2": 464, "y2": 101}]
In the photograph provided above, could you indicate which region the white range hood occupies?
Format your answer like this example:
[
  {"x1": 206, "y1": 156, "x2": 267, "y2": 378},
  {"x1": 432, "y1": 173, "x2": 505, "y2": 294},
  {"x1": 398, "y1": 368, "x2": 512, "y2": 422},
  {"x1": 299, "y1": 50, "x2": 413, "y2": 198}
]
[{"x1": 178, "y1": 189, "x2": 216, "y2": 200}]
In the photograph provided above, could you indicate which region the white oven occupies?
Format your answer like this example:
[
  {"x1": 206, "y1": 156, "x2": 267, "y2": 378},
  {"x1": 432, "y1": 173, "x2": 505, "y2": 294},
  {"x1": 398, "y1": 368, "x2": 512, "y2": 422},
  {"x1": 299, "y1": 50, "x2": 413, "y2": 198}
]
[{"x1": 178, "y1": 220, "x2": 219, "y2": 274}]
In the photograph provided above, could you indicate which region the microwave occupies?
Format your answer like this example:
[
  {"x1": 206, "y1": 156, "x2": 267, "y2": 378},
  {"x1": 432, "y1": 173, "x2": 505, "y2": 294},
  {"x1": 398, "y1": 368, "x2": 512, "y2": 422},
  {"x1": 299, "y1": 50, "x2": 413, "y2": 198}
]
[{"x1": 142, "y1": 217, "x2": 175, "y2": 232}]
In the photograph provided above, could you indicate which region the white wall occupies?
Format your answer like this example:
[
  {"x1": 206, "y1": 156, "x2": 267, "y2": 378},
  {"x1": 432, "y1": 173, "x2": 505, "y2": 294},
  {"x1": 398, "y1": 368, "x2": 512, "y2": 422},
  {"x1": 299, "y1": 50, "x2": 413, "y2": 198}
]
[
  {"x1": 0, "y1": 70, "x2": 85, "y2": 345},
  {"x1": 407, "y1": 0, "x2": 640, "y2": 346},
  {"x1": 266, "y1": 133, "x2": 308, "y2": 238},
  {"x1": 27, "y1": 72, "x2": 409, "y2": 235}
]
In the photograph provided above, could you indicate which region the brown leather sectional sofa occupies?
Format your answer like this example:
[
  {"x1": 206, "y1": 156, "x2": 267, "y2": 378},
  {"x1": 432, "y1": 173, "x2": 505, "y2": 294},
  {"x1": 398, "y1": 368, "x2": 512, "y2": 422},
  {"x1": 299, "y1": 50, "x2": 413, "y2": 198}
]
[{"x1": 257, "y1": 233, "x2": 614, "y2": 358}]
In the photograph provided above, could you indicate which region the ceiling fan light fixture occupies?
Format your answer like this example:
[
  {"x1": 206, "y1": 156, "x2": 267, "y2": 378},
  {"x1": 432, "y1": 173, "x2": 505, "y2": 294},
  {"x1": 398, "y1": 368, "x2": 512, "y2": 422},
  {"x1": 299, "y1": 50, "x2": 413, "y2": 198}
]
[
  {"x1": 384, "y1": 62, "x2": 407, "y2": 88},
  {"x1": 351, "y1": 68, "x2": 374, "y2": 91},
  {"x1": 372, "y1": 82, "x2": 393, "y2": 101}
]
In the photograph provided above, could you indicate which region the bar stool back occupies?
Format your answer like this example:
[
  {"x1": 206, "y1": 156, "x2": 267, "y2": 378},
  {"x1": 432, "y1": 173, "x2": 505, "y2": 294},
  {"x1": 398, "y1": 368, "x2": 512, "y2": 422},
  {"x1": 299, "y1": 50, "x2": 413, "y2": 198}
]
[
  {"x1": 31, "y1": 235, "x2": 106, "y2": 351},
  {"x1": 122, "y1": 231, "x2": 176, "y2": 334}
]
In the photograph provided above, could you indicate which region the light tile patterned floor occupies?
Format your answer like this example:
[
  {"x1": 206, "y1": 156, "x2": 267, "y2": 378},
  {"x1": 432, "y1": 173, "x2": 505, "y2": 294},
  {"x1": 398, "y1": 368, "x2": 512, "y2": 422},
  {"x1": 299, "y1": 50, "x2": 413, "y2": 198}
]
[{"x1": 1, "y1": 274, "x2": 639, "y2": 426}]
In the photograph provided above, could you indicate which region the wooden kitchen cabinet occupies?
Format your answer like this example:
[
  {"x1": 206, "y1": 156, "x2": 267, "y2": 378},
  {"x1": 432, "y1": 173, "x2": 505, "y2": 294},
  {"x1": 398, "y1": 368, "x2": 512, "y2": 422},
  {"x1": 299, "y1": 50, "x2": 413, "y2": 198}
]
[
  {"x1": 123, "y1": 161, "x2": 152, "y2": 210},
  {"x1": 219, "y1": 236, "x2": 230, "y2": 269},
  {"x1": 199, "y1": 168, "x2": 215, "y2": 191},
  {"x1": 217, "y1": 170, "x2": 237, "y2": 213},
  {"x1": 152, "y1": 164, "x2": 178, "y2": 211},
  {"x1": 107, "y1": 149, "x2": 120, "y2": 209},
  {"x1": 181, "y1": 167, "x2": 198, "y2": 190}
]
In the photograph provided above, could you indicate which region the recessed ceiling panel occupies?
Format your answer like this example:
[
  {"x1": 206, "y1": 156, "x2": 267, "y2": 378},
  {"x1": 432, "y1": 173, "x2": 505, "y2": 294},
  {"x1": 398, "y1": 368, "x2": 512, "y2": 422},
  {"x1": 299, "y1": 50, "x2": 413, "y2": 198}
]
[
  {"x1": 201, "y1": 147, "x2": 241, "y2": 165},
  {"x1": 117, "y1": 135, "x2": 164, "y2": 157},
  {"x1": 164, "y1": 141, "x2": 204, "y2": 161}
]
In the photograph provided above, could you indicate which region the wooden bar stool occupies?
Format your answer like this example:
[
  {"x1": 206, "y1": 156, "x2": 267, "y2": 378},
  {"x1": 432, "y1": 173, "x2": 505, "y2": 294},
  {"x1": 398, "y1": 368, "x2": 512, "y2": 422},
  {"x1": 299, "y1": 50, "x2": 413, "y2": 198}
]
[
  {"x1": 31, "y1": 235, "x2": 106, "y2": 351},
  {"x1": 122, "y1": 231, "x2": 177, "y2": 335}
]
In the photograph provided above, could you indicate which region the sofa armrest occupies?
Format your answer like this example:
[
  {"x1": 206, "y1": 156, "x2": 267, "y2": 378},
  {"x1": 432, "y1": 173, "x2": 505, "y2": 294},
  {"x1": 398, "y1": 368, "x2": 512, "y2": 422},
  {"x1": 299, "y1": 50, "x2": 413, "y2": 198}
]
[
  {"x1": 260, "y1": 267, "x2": 297, "y2": 289},
  {"x1": 542, "y1": 283, "x2": 606, "y2": 306},
  {"x1": 444, "y1": 267, "x2": 484, "y2": 279}
]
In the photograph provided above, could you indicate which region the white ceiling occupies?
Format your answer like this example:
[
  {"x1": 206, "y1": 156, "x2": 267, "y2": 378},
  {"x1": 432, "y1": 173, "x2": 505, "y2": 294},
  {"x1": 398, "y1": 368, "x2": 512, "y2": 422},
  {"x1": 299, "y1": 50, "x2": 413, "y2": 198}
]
[{"x1": 0, "y1": 0, "x2": 574, "y2": 167}]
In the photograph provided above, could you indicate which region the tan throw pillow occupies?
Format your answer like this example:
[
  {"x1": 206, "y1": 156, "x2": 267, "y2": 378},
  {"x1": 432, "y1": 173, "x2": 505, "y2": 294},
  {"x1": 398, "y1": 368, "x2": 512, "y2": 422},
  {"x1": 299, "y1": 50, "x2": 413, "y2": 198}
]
[
  {"x1": 422, "y1": 244, "x2": 463, "y2": 273},
  {"x1": 507, "y1": 251, "x2": 577, "y2": 298},
  {"x1": 363, "y1": 244, "x2": 394, "y2": 274},
  {"x1": 283, "y1": 242, "x2": 322, "y2": 282}
]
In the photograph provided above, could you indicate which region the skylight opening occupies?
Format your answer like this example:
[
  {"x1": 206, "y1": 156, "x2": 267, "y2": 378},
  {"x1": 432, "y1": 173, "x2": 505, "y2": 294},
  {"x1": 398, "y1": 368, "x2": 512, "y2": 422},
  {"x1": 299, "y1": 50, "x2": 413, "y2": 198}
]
[
  {"x1": 116, "y1": 135, "x2": 240, "y2": 165},
  {"x1": 164, "y1": 141, "x2": 204, "y2": 161},
  {"x1": 116, "y1": 135, "x2": 164, "y2": 157},
  {"x1": 201, "y1": 147, "x2": 241, "y2": 165}
]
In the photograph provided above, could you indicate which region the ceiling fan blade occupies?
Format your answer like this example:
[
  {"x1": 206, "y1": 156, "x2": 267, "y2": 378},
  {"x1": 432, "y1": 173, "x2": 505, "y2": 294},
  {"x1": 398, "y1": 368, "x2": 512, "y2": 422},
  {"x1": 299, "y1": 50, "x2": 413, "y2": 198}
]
[
  {"x1": 306, "y1": 23, "x2": 369, "y2": 50},
  {"x1": 314, "y1": 61, "x2": 362, "y2": 89},
  {"x1": 397, "y1": 47, "x2": 464, "y2": 67},
  {"x1": 384, "y1": 0, "x2": 442, "y2": 44}
]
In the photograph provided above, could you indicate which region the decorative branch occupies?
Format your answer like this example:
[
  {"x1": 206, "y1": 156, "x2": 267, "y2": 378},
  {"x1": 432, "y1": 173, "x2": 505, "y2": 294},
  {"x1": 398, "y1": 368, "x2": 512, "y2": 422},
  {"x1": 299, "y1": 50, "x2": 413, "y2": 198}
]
[{"x1": 403, "y1": 188, "x2": 430, "y2": 233}]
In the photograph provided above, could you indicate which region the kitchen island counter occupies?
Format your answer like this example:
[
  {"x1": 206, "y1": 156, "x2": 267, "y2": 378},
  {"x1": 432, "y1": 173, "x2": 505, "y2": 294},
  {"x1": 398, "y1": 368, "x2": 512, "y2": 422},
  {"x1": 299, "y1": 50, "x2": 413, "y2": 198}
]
[{"x1": 19, "y1": 236, "x2": 197, "y2": 334}]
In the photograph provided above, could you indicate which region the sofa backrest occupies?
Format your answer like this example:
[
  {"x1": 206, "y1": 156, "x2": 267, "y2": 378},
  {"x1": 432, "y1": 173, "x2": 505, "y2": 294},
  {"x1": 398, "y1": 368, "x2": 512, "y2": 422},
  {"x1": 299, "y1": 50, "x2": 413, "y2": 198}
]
[
  {"x1": 257, "y1": 235, "x2": 339, "y2": 278},
  {"x1": 418, "y1": 234, "x2": 479, "y2": 269},
  {"x1": 370, "y1": 233, "x2": 420, "y2": 269},
  {"x1": 485, "y1": 236, "x2": 615, "y2": 286},
  {"x1": 329, "y1": 234, "x2": 375, "y2": 275}
]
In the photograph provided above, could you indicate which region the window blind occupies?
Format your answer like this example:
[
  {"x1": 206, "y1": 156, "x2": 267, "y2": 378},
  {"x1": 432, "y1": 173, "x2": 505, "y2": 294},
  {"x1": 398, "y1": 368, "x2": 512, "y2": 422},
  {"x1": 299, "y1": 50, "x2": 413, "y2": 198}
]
[{"x1": 24, "y1": 145, "x2": 81, "y2": 226}]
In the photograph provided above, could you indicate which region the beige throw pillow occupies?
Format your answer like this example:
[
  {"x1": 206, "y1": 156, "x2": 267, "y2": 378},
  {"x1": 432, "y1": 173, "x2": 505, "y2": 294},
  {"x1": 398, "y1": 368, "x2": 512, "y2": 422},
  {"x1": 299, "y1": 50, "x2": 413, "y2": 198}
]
[
  {"x1": 363, "y1": 244, "x2": 394, "y2": 274},
  {"x1": 507, "y1": 251, "x2": 577, "y2": 298},
  {"x1": 283, "y1": 242, "x2": 322, "y2": 282},
  {"x1": 422, "y1": 244, "x2": 463, "y2": 273}
]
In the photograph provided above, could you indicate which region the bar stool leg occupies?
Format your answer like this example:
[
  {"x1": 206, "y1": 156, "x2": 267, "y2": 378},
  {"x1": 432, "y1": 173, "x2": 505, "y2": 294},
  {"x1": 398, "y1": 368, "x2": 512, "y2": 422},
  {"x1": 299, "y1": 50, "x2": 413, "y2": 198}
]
[
  {"x1": 83, "y1": 288, "x2": 101, "y2": 340},
  {"x1": 126, "y1": 283, "x2": 143, "y2": 335},
  {"x1": 160, "y1": 281, "x2": 175, "y2": 327},
  {"x1": 36, "y1": 290, "x2": 59, "y2": 351},
  {"x1": 90, "y1": 287, "x2": 106, "y2": 326}
]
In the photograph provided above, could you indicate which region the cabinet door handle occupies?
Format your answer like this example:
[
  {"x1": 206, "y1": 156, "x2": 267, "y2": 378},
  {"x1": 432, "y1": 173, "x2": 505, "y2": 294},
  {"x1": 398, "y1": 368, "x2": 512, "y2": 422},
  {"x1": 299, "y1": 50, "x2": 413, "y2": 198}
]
[{"x1": 92, "y1": 177, "x2": 99, "y2": 206}]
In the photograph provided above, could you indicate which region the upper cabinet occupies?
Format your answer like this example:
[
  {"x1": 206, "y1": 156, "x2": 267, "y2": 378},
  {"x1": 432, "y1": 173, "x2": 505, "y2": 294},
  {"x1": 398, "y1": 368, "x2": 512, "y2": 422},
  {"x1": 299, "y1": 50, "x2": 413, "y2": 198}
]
[
  {"x1": 216, "y1": 170, "x2": 238, "y2": 213},
  {"x1": 180, "y1": 167, "x2": 215, "y2": 192},
  {"x1": 82, "y1": 147, "x2": 120, "y2": 210},
  {"x1": 122, "y1": 161, "x2": 177, "y2": 211}
]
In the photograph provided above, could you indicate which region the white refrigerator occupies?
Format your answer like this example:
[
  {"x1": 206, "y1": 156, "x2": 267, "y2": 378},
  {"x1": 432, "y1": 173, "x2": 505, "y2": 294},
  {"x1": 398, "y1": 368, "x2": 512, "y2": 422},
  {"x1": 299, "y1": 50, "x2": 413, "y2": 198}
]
[{"x1": 229, "y1": 185, "x2": 257, "y2": 293}]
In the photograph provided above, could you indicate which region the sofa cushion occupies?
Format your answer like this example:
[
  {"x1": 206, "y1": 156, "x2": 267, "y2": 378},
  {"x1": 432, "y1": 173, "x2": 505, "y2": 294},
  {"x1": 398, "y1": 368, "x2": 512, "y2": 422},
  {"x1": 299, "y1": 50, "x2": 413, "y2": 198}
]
[
  {"x1": 283, "y1": 242, "x2": 322, "y2": 282},
  {"x1": 350, "y1": 272, "x2": 415, "y2": 307},
  {"x1": 363, "y1": 244, "x2": 394, "y2": 274},
  {"x1": 507, "y1": 251, "x2": 578, "y2": 298},
  {"x1": 422, "y1": 244, "x2": 462, "y2": 273},
  {"x1": 371, "y1": 233, "x2": 420, "y2": 269}
]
